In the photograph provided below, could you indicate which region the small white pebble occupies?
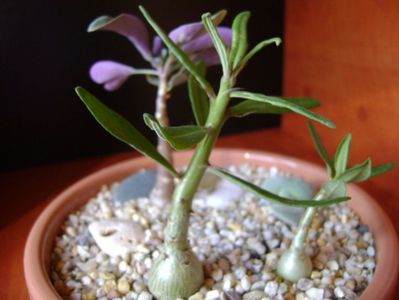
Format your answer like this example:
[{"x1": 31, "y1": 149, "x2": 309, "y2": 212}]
[
  {"x1": 367, "y1": 246, "x2": 376, "y2": 257},
  {"x1": 240, "y1": 275, "x2": 251, "y2": 292},
  {"x1": 297, "y1": 278, "x2": 313, "y2": 291},
  {"x1": 334, "y1": 286, "x2": 345, "y2": 298},
  {"x1": 327, "y1": 260, "x2": 339, "y2": 271},
  {"x1": 205, "y1": 290, "x2": 220, "y2": 300},
  {"x1": 305, "y1": 287, "x2": 324, "y2": 300},
  {"x1": 137, "y1": 291, "x2": 152, "y2": 300},
  {"x1": 211, "y1": 268, "x2": 223, "y2": 282},
  {"x1": 264, "y1": 281, "x2": 278, "y2": 297}
]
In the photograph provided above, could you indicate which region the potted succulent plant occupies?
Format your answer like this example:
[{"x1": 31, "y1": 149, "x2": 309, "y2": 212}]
[{"x1": 24, "y1": 6, "x2": 398, "y2": 300}]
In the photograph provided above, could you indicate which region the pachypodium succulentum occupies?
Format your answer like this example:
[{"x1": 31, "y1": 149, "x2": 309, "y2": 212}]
[
  {"x1": 76, "y1": 7, "x2": 358, "y2": 299},
  {"x1": 88, "y1": 12, "x2": 232, "y2": 201},
  {"x1": 277, "y1": 122, "x2": 395, "y2": 282}
]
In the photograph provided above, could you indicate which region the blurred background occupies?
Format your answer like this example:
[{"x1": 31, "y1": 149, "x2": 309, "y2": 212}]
[{"x1": 0, "y1": 0, "x2": 284, "y2": 170}]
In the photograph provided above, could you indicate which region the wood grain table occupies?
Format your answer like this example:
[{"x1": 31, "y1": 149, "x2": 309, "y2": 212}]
[{"x1": 1, "y1": 128, "x2": 398, "y2": 299}]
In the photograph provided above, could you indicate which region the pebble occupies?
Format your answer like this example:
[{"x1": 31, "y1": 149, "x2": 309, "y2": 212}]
[
  {"x1": 334, "y1": 286, "x2": 345, "y2": 298},
  {"x1": 305, "y1": 288, "x2": 324, "y2": 300},
  {"x1": 251, "y1": 280, "x2": 264, "y2": 291},
  {"x1": 264, "y1": 281, "x2": 278, "y2": 297},
  {"x1": 240, "y1": 275, "x2": 251, "y2": 292},
  {"x1": 222, "y1": 273, "x2": 236, "y2": 290},
  {"x1": 224, "y1": 291, "x2": 241, "y2": 300},
  {"x1": 367, "y1": 246, "x2": 376, "y2": 257},
  {"x1": 357, "y1": 224, "x2": 369, "y2": 234},
  {"x1": 265, "y1": 252, "x2": 279, "y2": 270},
  {"x1": 117, "y1": 279, "x2": 130, "y2": 294},
  {"x1": 278, "y1": 282, "x2": 288, "y2": 295},
  {"x1": 243, "y1": 290, "x2": 266, "y2": 299},
  {"x1": 211, "y1": 269, "x2": 223, "y2": 281},
  {"x1": 50, "y1": 165, "x2": 376, "y2": 300},
  {"x1": 205, "y1": 290, "x2": 221, "y2": 300},
  {"x1": 326, "y1": 260, "x2": 339, "y2": 271},
  {"x1": 297, "y1": 278, "x2": 313, "y2": 291},
  {"x1": 188, "y1": 292, "x2": 204, "y2": 300},
  {"x1": 137, "y1": 291, "x2": 153, "y2": 300},
  {"x1": 218, "y1": 258, "x2": 230, "y2": 273}
]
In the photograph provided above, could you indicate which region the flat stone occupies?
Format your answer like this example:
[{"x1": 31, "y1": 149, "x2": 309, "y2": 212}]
[
  {"x1": 206, "y1": 179, "x2": 244, "y2": 209},
  {"x1": 261, "y1": 175, "x2": 314, "y2": 225},
  {"x1": 198, "y1": 169, "x2": 220, "y2": 191},
  {"x1": 88, "y1": 219, "x2": 145, "y2": 257},
  {"x1": 112, "y1": 170, "x2": 156, "y2": 203}
]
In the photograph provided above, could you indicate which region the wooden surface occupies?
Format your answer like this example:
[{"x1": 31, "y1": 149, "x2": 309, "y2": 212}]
[
  {"x1": 0, "y1": 128, "x2": 398, "y2": 299},
  {"x1": 283, "y1": 0, "x2": 399, "y2": 212}
]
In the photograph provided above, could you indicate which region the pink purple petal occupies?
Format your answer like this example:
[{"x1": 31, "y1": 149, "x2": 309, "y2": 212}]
[
  {"x1": 90, "y1": 61, "x2": 135, "y2": 91},
  {"x1": 182, "y1": 27, "x2": 232, "y2": 53},
  {"x1": 94, "y1": 14, "x2": 151, "y2": 60},
  {"x1": 169, "y1": 22, "x2": 204, "y2": 45},
  {"x1": 152, "y1": 36, "x2": 163, "y2": 56},
  {"x1": 192, "y1": 49, "x2": 221, "y2": 66}
]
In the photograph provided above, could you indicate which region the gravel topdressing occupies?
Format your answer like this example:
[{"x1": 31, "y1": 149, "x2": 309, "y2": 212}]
[{"x1": 50, "y1": 165, "x2": 376, "y2": 300}]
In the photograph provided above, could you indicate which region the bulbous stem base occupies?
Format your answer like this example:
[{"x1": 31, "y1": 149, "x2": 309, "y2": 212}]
[
  {"x1": 277, "y1": 248, "x2": 312, "y2": 282},
  {"x1": 148, "y1": 249, "x2": 204, "y2": 300}
]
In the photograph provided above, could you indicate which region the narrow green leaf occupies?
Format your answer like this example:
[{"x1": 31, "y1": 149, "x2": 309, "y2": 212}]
[
  {"x1": 370, "y1": 162, "x2": 396, "y2": 178},
  {"x1": 229, "y1": 11, "x2": 251, "y2": 69},
  {"x1": 231, "y1": 91, "x2": 335, "y2": 128},
  {"x1": 230, "y1": 97, "x2": 320, "y2": 117},
  {"x1": 143, "y1": 113, "x2": 207, "y2": 150},
  {"x1": 334, "y1": 134, "x2": 352, "y2": 177},
  {"x1": 139, "y1": 6, "x2": 215, "y2": 99},
  {"x1": 321, "y1": 180, "x2": 347, "y2": 198},
  {"x1": 338, "y1": 159, "x2": 372, "y2": 183},
  {"x1": 209, "y1": 167, "x2": 350, "y2": 207},
  {"x1": 234, "y1": 37, "x2": 281, "y2": 75},
  {"x1": 188, "y1": 62, "x2": 209, "y2": 126},
  {"x1": 189, "y1": 10, "x2": 228, "y2": 40},
  {"x1": 75, "y1": 87, "x2": 178, "y2": 176},
  {"x1": 202, "y1": 13, "x2": 229, "y2": 75},
  {"x1": 307, "y1": 122, "x2": 334, "y2": 177},
  {"x1": 87, "y1": 15, "x2": 112, "y2": 32}
]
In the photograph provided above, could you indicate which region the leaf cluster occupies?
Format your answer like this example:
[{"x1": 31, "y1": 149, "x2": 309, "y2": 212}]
[
  {"x1": 308, "y1": 122, "x2": 395, "y2": 186},
  {"x1": 75, "y1": 7, "x2": 394, "y2": 209}
]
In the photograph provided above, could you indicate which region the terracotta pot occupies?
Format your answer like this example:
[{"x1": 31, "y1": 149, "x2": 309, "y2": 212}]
[{"x1": 24, "y1": 149, "x2": 399, "y2": 299}]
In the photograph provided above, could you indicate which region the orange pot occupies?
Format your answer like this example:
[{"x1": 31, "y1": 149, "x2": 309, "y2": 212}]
[{"x1": 24, "y1": 149, "x2": 399, "y2": 299}]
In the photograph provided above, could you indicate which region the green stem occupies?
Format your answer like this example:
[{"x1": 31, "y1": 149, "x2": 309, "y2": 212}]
[
  {"x1": 165, "y1": 77, "x2": 231, "y2": 250},
  {"x1": 277, "y1": 187, "x2": 330, "y2": 282},
  {"x1": 148, "y1": 77, "x2": 233, "y2": 299},
  {"x1": 290, "y1": 190, "x2": 325, "y2": 251}
]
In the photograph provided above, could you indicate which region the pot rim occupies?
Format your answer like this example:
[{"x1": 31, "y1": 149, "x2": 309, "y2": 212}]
[{"x1": 24, "y1": 148, "x2": 399, "y2": 299}]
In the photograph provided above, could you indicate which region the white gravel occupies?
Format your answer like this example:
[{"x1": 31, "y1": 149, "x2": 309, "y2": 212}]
[{"x1": 51, "y1": 165, "x2": 376, "y2": 299}]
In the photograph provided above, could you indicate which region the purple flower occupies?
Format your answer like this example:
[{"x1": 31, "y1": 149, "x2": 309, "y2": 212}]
[{"x1": 89, "y1": 14, "x2": 232, "y2": 91}]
